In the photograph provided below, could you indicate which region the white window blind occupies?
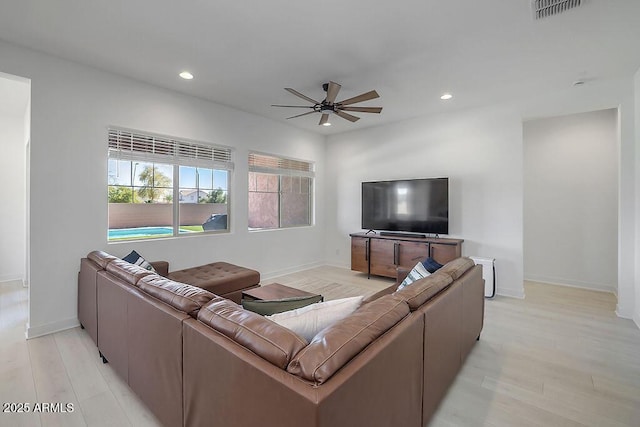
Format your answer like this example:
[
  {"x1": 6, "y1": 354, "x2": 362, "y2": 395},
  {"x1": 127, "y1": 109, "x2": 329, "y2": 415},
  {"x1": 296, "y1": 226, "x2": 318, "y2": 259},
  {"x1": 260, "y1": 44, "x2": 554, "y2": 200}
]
[
  {"x1": 108, "y1": 128, "x2": 234, "y2": 170},
  {"x1": 248, "y1": 152, "x2": 314, "y2": 177}
]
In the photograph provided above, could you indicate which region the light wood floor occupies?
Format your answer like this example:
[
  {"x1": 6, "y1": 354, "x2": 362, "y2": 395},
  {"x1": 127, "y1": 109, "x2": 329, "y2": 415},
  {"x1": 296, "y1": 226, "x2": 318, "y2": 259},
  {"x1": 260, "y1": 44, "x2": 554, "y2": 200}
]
[{"x1": 1, "y1": 269, "x2": 639, "y2": 426}]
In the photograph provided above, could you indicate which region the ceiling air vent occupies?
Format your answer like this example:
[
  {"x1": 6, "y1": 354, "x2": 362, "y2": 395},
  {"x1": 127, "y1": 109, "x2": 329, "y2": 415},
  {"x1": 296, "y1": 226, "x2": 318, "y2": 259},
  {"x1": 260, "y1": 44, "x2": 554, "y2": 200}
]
[{"x1": 532, "y1": 0, "x2": 584, "y2": 19}]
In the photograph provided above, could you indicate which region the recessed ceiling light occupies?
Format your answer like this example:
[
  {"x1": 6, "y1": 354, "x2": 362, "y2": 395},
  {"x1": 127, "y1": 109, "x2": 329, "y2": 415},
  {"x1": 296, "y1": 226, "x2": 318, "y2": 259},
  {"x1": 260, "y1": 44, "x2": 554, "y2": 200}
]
[
  {"x1": 440, "y1": 93, "x2": 453, "y2": 100},
  {"x1": 179, "y1": 71, "x2": 194, "y2": 80},
  {"x1": 322, "y1": 122, "x2": 331, "y2": 127}
]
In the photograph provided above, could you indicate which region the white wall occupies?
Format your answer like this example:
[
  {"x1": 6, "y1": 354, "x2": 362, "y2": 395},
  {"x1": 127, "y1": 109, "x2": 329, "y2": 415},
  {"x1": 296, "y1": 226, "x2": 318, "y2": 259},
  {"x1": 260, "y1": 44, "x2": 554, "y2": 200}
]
[
  {"x1": 0, "y1": 75, "x2": 29, "y2": 283},
  {"x1": 0, "y1": 40, "x2": 327, "y2": 338},
  {"x1": 523, "y1": 109, "x2": 618, "y2": 292},
  {"x1": 325, "y1": 106, "x2": 525, "y2": 298}
]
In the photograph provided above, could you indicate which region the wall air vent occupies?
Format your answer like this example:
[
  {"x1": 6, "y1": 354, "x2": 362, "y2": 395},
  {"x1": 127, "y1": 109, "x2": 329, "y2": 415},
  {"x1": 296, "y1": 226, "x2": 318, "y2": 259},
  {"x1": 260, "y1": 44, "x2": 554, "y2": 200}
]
[{"x1": 532, "y1": 0, "x2": 584, "y2": 19}]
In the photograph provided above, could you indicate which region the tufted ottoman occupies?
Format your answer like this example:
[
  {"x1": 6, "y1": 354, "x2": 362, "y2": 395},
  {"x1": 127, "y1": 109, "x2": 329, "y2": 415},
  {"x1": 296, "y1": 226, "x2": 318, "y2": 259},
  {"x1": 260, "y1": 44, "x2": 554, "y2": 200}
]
[{"x1": 168, "y1": 262, "x2": 260, "y2": 303}]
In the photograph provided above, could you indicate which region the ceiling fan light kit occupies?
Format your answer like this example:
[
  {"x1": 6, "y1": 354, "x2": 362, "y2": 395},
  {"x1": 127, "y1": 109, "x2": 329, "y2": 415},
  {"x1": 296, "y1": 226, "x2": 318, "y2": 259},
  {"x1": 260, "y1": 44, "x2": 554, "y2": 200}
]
[{"x1": 272, "y1": 81, "x2": 383, "y2": 126}]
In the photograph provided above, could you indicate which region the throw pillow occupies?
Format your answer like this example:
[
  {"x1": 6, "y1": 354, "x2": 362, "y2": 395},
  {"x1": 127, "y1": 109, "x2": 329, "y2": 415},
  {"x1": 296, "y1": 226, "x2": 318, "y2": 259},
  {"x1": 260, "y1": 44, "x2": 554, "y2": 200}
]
[
  {"x1": 266, "y1": 296, "x2": 364, "y2": 342},
  {"x1": 241, "y1": 294, "x2": 323, "y2": 316},
  {"x1": 397, "y1": 261, "x2": 430, "y2": 291},
  {"x1": 122, "y1": 250, "x2": 157, "y2": 273},
  {"x1": 422, "y1": 257, "x2": 444, "y2": 273}
]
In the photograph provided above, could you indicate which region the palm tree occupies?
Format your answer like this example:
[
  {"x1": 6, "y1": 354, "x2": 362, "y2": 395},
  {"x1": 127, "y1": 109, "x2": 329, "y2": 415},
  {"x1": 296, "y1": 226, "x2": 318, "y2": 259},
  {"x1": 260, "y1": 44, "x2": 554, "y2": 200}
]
[{"x1": 137, "y1": 165, "x2": 172, "y2": 203}]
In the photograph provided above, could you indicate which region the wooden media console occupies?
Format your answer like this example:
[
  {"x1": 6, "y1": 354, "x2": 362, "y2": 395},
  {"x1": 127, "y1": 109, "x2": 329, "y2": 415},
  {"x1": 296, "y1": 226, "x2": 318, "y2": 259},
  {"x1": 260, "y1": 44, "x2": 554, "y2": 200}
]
[{"x1": 350, "y1": 232, "x2": 463, "y2": 278}]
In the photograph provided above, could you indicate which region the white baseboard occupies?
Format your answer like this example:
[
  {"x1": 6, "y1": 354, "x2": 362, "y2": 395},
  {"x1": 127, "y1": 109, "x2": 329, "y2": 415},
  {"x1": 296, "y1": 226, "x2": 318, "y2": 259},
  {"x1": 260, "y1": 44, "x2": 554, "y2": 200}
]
[
  {"x1": 524, "y1": 274, "x2": 616, "y2": 294},
  {"x1": 0, "y1": 277, "x2": 25, "y2": 286},
  {"x1": 26, "y1": 317, "x2": 80, "y2": 340},
  {"x1": 324, "y1": 261, "x2": 350, "y2": 270},
  {"x1": 261, "y1": 260, "x2": 325, "y2": 281},
  {"x1": 616, "y1": 305, "x2": 633, "y2": 320},
  {"x1": 496, "y1": 287, "x2": 525, "y2": 299}
]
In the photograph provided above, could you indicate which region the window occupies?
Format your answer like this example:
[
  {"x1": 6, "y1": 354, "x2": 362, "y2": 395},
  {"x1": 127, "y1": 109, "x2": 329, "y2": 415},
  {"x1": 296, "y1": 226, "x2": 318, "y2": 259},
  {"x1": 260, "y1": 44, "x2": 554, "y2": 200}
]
[
  {"x1": 107, "y1": 128, "x2": 233, "y2": 241},
  {"x1": 248, "y1": 152, "x2": 314, "y2": 230}
]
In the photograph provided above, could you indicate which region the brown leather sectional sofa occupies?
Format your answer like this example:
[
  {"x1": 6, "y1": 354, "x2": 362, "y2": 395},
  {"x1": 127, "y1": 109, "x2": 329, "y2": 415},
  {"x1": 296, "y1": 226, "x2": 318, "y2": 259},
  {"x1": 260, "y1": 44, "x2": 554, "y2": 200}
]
[
  {"x1": 78, "y1": 252, "x2": 259, "y2": 345},
  {"x1": 77, "y1": 251, "x2": 484, "y2": 427}
]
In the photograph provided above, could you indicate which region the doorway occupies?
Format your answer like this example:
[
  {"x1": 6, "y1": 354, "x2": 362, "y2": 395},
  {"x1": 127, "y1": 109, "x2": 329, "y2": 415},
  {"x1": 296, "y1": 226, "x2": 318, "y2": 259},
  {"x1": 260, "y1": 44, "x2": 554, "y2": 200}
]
[
  {"x1": 523, "y1": 109, "x2": 619, "y2": 294},
  {"x1": 0, "y1": 71, "x2": 31, "y2": 327}
]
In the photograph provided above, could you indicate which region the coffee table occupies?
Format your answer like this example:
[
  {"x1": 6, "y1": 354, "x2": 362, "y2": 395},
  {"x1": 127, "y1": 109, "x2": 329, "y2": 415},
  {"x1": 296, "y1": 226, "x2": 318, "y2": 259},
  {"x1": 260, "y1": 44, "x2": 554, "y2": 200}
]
[{"x1": 241, "y1": 283, "x2": 323, "y2": 302}]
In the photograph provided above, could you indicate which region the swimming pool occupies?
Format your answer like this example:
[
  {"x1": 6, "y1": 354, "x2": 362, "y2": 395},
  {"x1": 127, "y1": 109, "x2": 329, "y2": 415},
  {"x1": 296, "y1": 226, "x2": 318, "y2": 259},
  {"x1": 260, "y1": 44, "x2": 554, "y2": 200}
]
[{"x1": 108, "y1": 226, "x2": 174, "y2": 239}]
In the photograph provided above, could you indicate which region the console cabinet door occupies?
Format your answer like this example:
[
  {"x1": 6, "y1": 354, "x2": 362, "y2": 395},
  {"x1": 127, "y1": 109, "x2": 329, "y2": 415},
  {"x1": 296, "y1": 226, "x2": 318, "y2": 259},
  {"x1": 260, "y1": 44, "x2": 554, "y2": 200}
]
[
  {"x1": 350, "y1": 236, "x2": 369, "y2": 274},
  {"x1": 369, "y1": 238, "x2": 397, "y2": 278},
  {"x1": 429, "y1": 242, "x2": 461, "y2": 265},
  {"x1": 398, "y1": 241, "x2": 429, "y2": 269}
]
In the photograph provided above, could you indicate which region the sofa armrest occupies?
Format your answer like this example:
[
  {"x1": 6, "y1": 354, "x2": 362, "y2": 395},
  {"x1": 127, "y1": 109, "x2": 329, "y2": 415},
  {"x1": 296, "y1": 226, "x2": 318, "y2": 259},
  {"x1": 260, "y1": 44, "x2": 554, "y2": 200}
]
[
  {"x1": 150, "y1": 261, "x2": 169, "y2": 277},
  {"x1": 396, "y1": 267, "x2": 410, "y2": 285}
]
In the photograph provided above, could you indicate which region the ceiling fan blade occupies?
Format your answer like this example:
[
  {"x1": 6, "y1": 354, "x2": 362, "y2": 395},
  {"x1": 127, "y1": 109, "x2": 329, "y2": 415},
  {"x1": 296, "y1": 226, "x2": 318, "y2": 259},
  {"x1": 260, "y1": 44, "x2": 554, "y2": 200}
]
[
  {"x1": 286, "y1": 111, "x2": 317, "y2": 119},
  {"x1": 325, "y1": 81, "x2": 341, "y2": 104},
  {"x1": 271, "y1": 105, "x2": 315, "y2": 108},
  {"x1": 338, "y1": 90, "x2": 380, "y2": 106},
  {"x1": 335, "y1": 110, "x2": 360, "y2": 122},
  {"x1": 285, "y1": 88, "x2": 319, "y2": 105},
  {"x1": 340, "y1": 106, "x2": 383, "y2": 114},
  {"x1": 319, "y1": 113, "x2": 330, "y2": 126}
]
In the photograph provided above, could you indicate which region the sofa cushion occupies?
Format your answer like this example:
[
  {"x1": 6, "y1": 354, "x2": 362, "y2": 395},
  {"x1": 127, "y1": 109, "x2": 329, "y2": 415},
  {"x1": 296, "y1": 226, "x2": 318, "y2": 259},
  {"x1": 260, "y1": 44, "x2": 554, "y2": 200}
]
[
  {"x1": 122, "y1": 250, "x2": 157, "y2": 273},
  {"x1": 438, "y1": 257, "x2": 475, "y2": 281},
  {"x1": 105, "y1": 258, "x2": 155, "y2": 286},
  {"x1": 198, "y1": 298, "x2": 308, "y2": 369},
  {"x1": 138, "y1": 275, "x2": 216, "y2": 318},
  {"x1": 393, "y1": 273, "x2": 453, "y2": 310},
  {"x1": 241, "y1": 294, "x2": 323, "y2": 316},
  {"x1": 397, "y1": 262, "x2": 431, "y2": 291},
  {"x1": 87, "y1": 250, "x2": 118, "y2": 269},
  {"x1": 266, "y1": 296, "x2": 364, "y2": 342},
  {"x1": 287, "y1": 294, "x2": 410, "y2": 384}
]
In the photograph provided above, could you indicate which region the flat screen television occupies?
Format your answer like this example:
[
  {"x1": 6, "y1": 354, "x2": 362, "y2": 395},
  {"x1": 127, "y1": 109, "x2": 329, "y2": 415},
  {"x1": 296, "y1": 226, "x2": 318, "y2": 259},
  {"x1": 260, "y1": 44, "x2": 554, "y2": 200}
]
[{"x1": 362, "y1": 178, "x2": 449, "y2": 235}]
